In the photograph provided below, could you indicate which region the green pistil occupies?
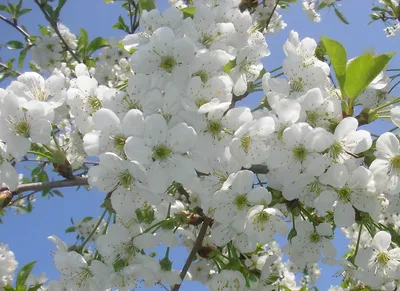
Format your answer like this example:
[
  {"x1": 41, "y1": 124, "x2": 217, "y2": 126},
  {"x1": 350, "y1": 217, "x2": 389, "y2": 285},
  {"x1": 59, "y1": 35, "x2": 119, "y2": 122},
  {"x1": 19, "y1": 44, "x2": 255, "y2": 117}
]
[
  {"x1": 15, "y1": 121, "x2": 30, "y2": 137},
  {"x1": 124, "y1": 97, "x2": 141, "y2": 111},
  {"x1": 306, "y1": 111, "x2": 319, "y2": 127},
  {"x1": 160, "y1": 56, "x2": 177, "y2": 73},
  {"x1": 193, "y1": 70, "x2": 209, "y2": 83},
  {"x1": 195, "y1": 98, "x2": 208, "y2": 108},
  {"x1": 234, "y1": 194, "x2": 248, "y2": 210},
  {"x1": 310, "y1": 232, "x2": 321, "y2": 243},
  {"x1": 376, "y1": 90, "x2": 387, "y2": 104},
  {"x1": 330, "y1": 141, "x2": 342, "y2": 161},
  {"x1": 292, "y1": 145, "x2": 308, "y2": 162},
  {"x1": 277, "y1": 126, "x2": 286, "y2": 141},
  {"x1": 152, "y1": 144, "x2": 172, "y2": 161},
  {"x1": 290, "y1": 79, "x2": 304, "y2": 93},
  {"x1": 241, "y1": 135, "x2": 251, "y2": 153},
  {"x1": 391, "y1": 155, "x2": 400, "y2": 169},
  {"x1": 119, "y1": 170, "x2": 134, "y2": 188},
  {"x1": 200, "y1": 32, "x2": 221, "y2": 48},
  {"x1": 376, "y1": 252, "x2": 390, "y2": 265},
  {"x1": 337, "y1": 186, "x2": 352, "y2": 202},
  {"x1": 255, "y1": 211, "x2": 270, "y2": 224},
  {"x1": 114, "y1": 134, "x2": 126, "y2": 151},
  {"x1": 309, "y1": 180, "x2": 322, "y2": 195},
  {"x1": 206, "y1": 120, "x2": 223, "y2": 137},
  {"x1": 88, "y1": 95, "x2": 102, "y2": 111}
]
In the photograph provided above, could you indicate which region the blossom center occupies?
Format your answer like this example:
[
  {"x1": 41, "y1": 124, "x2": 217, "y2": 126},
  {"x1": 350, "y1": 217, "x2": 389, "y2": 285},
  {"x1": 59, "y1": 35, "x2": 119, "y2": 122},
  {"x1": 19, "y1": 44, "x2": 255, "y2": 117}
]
[
  {"x1": 309, "y1": 232, "x2": 321, "y2": 243},
  {"x1": 195, "y1": 98, "x2": 208, "y2": 108},
  {"x1": 306, "y1": 111, "x2": 319, "y2": 127},
  {"x1": 330, "y1": 140, "x2": 342, "y2": 161},
  {"x1": 160, "y1": 56, "x2": 177, "y2": 73},
  {"x1": 119, "y1": 170, "x2": 134, "y2": 188},
  {"x1": 290, "y1": 79, "x2": 304, "y2": 93},
  {"x1": 390, "y1": 155, "x2": 400, "y2": 169},
  {"x1": 234, "y1": 194, "x2": 248, "y2": 210},
  {"x1": 14, "y1": 121, "x2": 30, "y2": 137},
  {"x1": 255, "y1": 211, "x2": 270, "y2": 224},
  {"x1": 88, "y1": 95, "x2": 102, "y2": 111},
  {"x1": 152, "y1": 144, "x2": 172, "y2": 161},
  {"x1": 206, "y1": 120, "x2": 223, "y2": 137},
  {"x1": 292, "y1": 145, "x2": 307, "y2": 162},
  {"x1": 337, "y1": 186, "x2": 352, "y2": 202},
  {"x1": 193, "y1": 70, "x2": 209, "y2": 83},
  {"x1": 376, "y1": 251, "x2": 390, "y2": 265},
  {"x1": 241, "y1": 135, "x2": 251, "y2": 153},
  {"x1": 113, "y1": 134, "x2": 126, "y2": 151}
]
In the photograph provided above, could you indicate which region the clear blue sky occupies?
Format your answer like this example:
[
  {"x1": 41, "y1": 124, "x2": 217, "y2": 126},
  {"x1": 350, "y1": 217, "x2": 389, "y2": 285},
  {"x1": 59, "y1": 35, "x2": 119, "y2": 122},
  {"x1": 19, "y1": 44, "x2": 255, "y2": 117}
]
[{"x1": 1, "y1": 1, "x2": 400, "y2": 290}]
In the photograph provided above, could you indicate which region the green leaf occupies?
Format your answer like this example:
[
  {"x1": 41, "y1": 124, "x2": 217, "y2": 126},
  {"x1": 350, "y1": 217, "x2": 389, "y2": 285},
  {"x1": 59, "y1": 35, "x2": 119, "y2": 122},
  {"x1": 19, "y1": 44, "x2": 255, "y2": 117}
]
[
  {"x1": 317, "y1": 3, "x2": 328, "y2": 10},
  {"x1": 181, "y1": 7, "x2": 195, "y2": 18},
  {"x1": 27, "y1": 284, "x2": 43, "y2": 291},
  {"x1": 6, "y1": 41, "x2": 24, "y2": 50},
  {"x1": 0, "y1": 5, "x2": 10, "y2": 13},
  {"x1": 18, "y1": 47, "x2": 28, "y2": 70},
  {"x1": 224, "y1": 60, "x2": 236, "y2": 74},
  {"x1": 65, "y1": 226, "x2": 76, "y2": 233},
  {"x1": 139, "y1": 0, "x2": 156, "y2": 12},
  {"x1": 17, "y1": 8, "x2": 32, "y2": 17},
  {"x1": 4, "y1": 285, "x2": 15, "y2": 291},
  {"x1": 87, "y1": 37, "x2": 109, "y2": 54},
  {"x1": 82, "y1": 216, "x2": 94, "y2": 222},
  {"x1": 52, "y1": 189, "x2": 64, "y2": 197},
  {"x1": 366, "y1": 52, "x2": 395, "y2": 88},
  {"x1": 113, "y1": 15, "x2": 129, "y2": 32},
  {"x1": 39, "y1": 25, "x2": 51, "y2": 36},
  {"x1": 334, "y1": 7, "x2": 349, "y2": 24},
  {"x1": 16, "y1": 261, "x2": 36, "y2": 287},
  {"x1": 321, "y1": 37, "x2": 347, "y2": 94},
  {"x1": 77, "y1": 28, "x2": 89, "y2": 52},
  {"x1": 55, "y1": 0, "x2": 67, "y2": 18},
  {"x1": 345, "y1": 54, "x2": 374, "y2": 100}
]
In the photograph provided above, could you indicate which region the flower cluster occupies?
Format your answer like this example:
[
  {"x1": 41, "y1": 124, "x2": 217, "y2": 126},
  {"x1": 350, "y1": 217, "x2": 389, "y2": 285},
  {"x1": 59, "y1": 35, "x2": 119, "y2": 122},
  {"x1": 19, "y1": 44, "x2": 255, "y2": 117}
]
[{"x1": 1, "y1": 0, "x2": 400, "y2": 290}]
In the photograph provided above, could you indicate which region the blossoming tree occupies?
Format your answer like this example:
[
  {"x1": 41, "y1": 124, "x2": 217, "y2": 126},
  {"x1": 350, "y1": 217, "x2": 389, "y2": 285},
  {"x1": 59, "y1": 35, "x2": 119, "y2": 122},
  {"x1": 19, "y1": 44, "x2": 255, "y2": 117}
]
[{"x1": 1, "y1": 0, "x2": 400, "y2": 290}]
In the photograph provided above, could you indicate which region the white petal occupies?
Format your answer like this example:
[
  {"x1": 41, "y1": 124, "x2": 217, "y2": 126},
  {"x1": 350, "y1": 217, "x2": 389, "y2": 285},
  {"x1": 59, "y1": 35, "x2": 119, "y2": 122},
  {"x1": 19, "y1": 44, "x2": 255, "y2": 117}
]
[{"x1": 373, "y1": 231, "x2": 391, "y2": 252}]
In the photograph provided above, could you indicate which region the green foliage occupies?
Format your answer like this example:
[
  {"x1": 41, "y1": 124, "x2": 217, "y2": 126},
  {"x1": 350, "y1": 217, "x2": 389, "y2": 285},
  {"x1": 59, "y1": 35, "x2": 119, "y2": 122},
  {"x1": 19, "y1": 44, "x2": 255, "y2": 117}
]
[
  {"x1": 16, "y1": 261, "x2": 36, "y2": 287},
  {"x1": 181, "y1": 7, "x2": 195, "y2": 18},
  {"x1": 113, "y1": 15, "x2": 129, "y2": 32},
  {"x1": 138, "y1": 0, "x2": 156, "y2": 12},
  {"x1": 334, "y1": 7, "x2": 349, "y2": 24},
  {"x1": 6, "y1": 40, "x2": 24, "y2": 50},
  {"x1": 322, "y1": 37, "x2": 394, "y2": 106}
]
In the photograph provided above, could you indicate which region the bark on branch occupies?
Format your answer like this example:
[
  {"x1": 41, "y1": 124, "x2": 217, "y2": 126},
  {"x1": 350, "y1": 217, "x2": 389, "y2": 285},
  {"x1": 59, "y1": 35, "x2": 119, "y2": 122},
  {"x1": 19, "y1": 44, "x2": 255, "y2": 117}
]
[
  {"x1": 14, "y1": 176, "x2": 88, "y2": 194},
  {"x1": 172, "y1": 216, "x2": 212, "y2": 291}
]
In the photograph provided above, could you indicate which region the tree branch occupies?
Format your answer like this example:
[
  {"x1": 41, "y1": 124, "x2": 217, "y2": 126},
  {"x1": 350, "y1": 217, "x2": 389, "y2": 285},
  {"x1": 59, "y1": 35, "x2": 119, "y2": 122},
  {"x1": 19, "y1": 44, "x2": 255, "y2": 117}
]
[
  {"x1": 33, "y1": 0, "x2": 81, "y2": 63},
  {"x1": 245, "y1": 164, "x2": 269, "y2": 174},
  {"x1": 0, "y1": 14, "x2": 31, "y2": 40},
  {"x1": 172, "y1": 216, "x2": 212, "y2": 291},
  {"x1": 14, "y1": 176, "x2": 88, "y2": 194}
]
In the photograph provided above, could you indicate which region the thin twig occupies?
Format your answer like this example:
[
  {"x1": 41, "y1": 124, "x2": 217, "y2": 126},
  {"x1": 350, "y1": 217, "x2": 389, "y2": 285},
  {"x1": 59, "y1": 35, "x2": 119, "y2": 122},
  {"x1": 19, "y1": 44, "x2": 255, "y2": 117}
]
[
  {"x1": 33, "y1": 0, "x2": 81, "y2": 63},
  {"x1": 171, "y1": 217, "x2": 212, "y2": 291},
  {"x1": 0, "y1": 14, "x2": 31, "y2": 40}
]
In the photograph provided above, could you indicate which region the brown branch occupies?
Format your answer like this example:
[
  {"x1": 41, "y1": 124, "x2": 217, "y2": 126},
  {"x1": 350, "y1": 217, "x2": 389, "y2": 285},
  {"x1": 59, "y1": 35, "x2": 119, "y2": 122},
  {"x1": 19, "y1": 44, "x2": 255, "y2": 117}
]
[
  {"x1": 0, "y1": 14, "x2": 31, "y2": 40},
  {"x1": 172, "y1": 216, "x2": 212, "y2": 291}
]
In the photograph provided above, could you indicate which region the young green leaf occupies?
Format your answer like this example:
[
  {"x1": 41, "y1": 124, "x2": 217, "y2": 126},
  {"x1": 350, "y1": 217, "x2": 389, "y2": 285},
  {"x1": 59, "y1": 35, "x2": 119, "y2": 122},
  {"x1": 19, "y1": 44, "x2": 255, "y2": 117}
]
[
  {"x1": 139, "y1": 0, "x2": 156, "y2": 12},
  {"x1": 87, "y1": 37, "x2": 109, "y2": 54},
  {"x1": 345, "y1": 54, "x2": 374, "y2": 100},
  {"x1": 16, "y1": 261, "x2": 36, "y2": 287},
  {"x1": 77, "y1": 28, "x2": 89, "y2": 52},
  {"x1": 6, "y1": 40, "x2": 24, "y2": 50},
  {"x1": 0, "y1": 5, "x2": 10, "y2": 13},
  {"x1": 366, "y1": 52, "x2": 395, "y2": 87},
  {"x1": 181, "y1": 7, "x2": 195, "y2": 18},
  {"x1": 334, "y1": 7, "x2": 349, "y2": 24},
  {"x1": 320, "y1": 37, "x2": 347, "y2": 94},
  {"x1": 18, "y1": 47, "x2": 28, "y2": 69}
]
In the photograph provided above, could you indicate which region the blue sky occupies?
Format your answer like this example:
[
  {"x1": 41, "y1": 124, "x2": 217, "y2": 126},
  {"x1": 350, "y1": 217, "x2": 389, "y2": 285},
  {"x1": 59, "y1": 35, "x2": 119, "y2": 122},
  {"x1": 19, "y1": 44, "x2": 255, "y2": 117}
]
[{"x1": 1, "y1": 0, "x2": 400, "y2": 290}]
